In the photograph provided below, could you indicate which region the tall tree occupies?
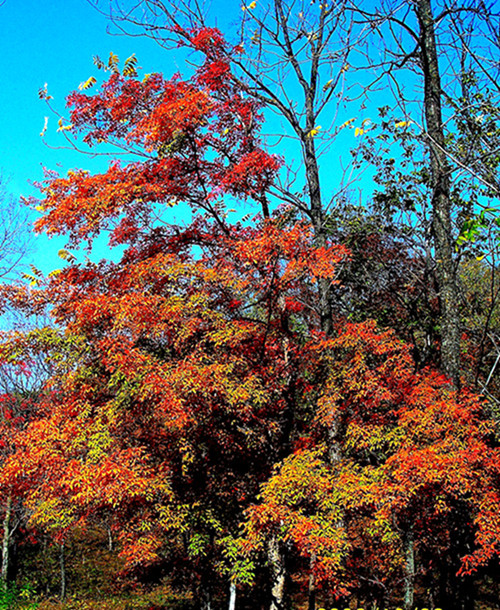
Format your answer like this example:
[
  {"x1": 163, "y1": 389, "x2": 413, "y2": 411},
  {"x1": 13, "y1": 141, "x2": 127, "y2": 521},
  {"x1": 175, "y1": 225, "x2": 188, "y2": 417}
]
[
  {"x1": 10, "y1": 56, "x2": 346, "y2": 607},
  {"x1": 88, "y1": 0, "x2": 368, "y2": 337},
  {"x1": 415, "y1": 0, "x2": 460, "y2": 386},
  {"x1": 357, "y1": 0, "x2": 500, "y2": 386},
  {"x1": 90, "y1": 0, "x2": 500, "y2": 390}
]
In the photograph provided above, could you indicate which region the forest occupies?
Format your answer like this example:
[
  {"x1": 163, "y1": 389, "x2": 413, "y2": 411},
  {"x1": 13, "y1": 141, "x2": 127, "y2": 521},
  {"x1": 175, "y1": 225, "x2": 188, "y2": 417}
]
[{"x1": 0, "y1": 0, "x2": 499, "y2": 608}]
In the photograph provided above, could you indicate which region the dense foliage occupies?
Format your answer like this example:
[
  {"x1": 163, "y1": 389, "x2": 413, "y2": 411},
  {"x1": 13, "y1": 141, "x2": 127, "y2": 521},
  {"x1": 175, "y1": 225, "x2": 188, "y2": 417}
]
[{"x1": 0, "y1": 2, "x2": 500, "y2": 609}]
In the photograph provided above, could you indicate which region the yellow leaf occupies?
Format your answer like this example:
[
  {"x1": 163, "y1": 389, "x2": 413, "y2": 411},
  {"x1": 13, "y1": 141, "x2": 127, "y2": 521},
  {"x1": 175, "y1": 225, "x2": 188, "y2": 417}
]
[
  {"x1": 40, "y1": 116, "x2": 48, "y2": 137},
  {"x1": 108, "y1": 52, "x2": 120, "y2": 73},
  {"x1": 56, "y1": 117, "x2": 74, "y2": 132},
  {"x1": 93, "y1": 55, "x2": 105, "y2": 70},
  {"x1": 124, "y1": 54, "x2": 138, "y2": 67},
  {"x1": 23, "y1": 273, "x2": 41, "y2": 287},
  {"x1": 354, "y1": 127, "x2": 364, "y2": 136},
  {"x1": 338, "y1": 118, "x2": 356, "y2": 130},
  {"x1": 58, "y1": 249, "x2": 76, "y2": 263},
  {"x1": 123, "y1": 65, "x2": 138, "y2": 77},
  {"x1": 307, "y1": 125, "x2": 321, "y2": 138},
  {"x1": 243, "y1": 0, "x2": 256, "y2": 9},
  {"x1": 38, "y1": 83, "x2": 53, "y2": 100},
  {"x1": 395, "y1": 120, "x2": 411, "y2": 128},
  {"x1": 78, "y1": 76, "x2": 97, "y2": 91},
  {"x1": 30, "y1": 264, "x2": 43, "y2": 277}
]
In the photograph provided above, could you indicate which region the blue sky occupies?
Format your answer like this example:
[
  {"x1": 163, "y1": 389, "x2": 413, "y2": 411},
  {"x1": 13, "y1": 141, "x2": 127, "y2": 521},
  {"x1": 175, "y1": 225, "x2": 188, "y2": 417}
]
[{"x1": 2, "y1": 1, "x2": 158, "y2": 194}]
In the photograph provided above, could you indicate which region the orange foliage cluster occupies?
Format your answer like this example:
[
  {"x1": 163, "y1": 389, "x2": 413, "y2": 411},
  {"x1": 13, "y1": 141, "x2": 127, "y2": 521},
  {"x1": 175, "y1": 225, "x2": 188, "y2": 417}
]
[{"x1": 0, "y1": 27, "x2": 498, "y2": 606}]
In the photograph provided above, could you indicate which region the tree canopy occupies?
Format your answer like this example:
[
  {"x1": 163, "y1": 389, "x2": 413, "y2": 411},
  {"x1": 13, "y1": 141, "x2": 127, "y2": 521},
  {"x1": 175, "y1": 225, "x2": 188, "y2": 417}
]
[{"x1": 0, "y1": 2, "x2": 499, "y2": 609}]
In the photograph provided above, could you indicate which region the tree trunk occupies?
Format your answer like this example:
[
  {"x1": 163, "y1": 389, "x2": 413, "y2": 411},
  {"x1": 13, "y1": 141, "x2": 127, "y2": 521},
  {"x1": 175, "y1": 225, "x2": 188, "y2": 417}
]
[
  {"x1": 415, "y1": 0, "x2": 461, "y2": 388},
  {"x1": 308, "y1": 553, "x2": 316, "y2": 610},
  {"x1": 60, "y1": 541, "x2": 66, "y2": 601},
  {"x1": 200, "y1": 579, "x2": 212, "y2": 610},
  {"x1": 106, "y1": 524, "x2": 113, "y2": 551},
  {"x1": 268, "y1": 534, "x2": 286, "y2": 610},
  {"x1": 228, "y1": 580, "x2": 237, "y2": 610},
  {"x1": 303, "y1": 136, "x2": 333, "y2": 338},
  {"x1": 403, "y1": 528, "x2": 415, "y2": 610},
  {"x1": 1, "y1": 494, "x2": 12, "y2": 584}
]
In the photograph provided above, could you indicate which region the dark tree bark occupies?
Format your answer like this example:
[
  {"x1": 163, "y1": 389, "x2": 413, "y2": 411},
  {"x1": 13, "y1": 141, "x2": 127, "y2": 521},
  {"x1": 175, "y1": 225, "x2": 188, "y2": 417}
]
[
  {"x1": 415, "y1": 0, "x2": 461, "y2": 388},
  {"x1": 59, "y1": 541, "x2": 66, "y2": 601}
]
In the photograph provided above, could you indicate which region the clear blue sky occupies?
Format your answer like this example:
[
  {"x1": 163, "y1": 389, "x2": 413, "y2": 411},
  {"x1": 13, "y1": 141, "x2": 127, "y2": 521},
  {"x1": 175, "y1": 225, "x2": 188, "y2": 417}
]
[{"x1": 1, "y1": 1, "x2": 175, "y2": 193}]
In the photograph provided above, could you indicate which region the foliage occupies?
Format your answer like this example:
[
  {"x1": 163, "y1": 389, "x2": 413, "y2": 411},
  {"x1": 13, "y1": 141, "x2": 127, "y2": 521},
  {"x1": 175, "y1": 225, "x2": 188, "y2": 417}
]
[
  {"x1": 0, "y1": 11, "x2": 500, "y2": 609},
  {"x1": 0, "y1": 583, "x2": 38, "y2": 610}
]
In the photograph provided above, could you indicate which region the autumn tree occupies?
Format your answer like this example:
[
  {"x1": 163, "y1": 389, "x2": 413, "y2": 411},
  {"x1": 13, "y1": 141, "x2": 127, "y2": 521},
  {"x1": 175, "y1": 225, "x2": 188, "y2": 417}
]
[
  {"x1": 0, "y1": 1, "x2": 497, "y2": 604},
  {"x1": 6, "y1": 52, "x2": 345, "y2": 607},
  {"x1": 243, "y1": 324, "x2": 500, "y2": 609},
  {"x1": 0, "y1": 46, "x2": 491, "y2": 610},
  {"x1": 89, "y1": 0, "x2": 500, "y2": 390},
  {"x1": 88, "y1": 0, "x2": 369, "y2": 337}
]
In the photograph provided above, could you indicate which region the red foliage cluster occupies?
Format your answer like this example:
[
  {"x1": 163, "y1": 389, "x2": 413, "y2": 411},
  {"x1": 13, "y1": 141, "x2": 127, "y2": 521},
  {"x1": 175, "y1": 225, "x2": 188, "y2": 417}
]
[{"x1": 0, "y1": 28, "x2": 498, "y2": 606}]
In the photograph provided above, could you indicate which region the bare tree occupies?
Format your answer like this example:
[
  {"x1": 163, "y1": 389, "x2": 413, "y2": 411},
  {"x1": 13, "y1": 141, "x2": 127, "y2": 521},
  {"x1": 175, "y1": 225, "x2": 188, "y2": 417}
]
[
  {"x1": 0, "y1": 173, "x2": 37, "y2": 587},
  {"x1": 0, "y1": 176, "x2": 32, "y2": 285}
]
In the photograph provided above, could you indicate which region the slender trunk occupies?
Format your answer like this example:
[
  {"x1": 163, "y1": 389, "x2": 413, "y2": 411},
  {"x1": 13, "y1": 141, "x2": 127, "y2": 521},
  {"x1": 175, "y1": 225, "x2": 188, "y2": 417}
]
[
  {"x1": 60, "y1": 541, "x2": 66, "y2": 601},
  {"x1": 308, "y1": 553, "x2": 316, "y2": 610},
  {"x1": 303, "y1": 137, "x2": 333, "y2": 338},
  {"x1": 268, "y1": 534, "x2": 286, "y2": 610},
  {"x1": 228, "y1": 580, "x2": 236, "y2": 610},
  {"x1": 403, "y1": 528, "x2": 415, "y2": 610},
  {"x1": 415, "y1": 0, "x2": 461, "y2": 388},
  {"x1": 107, "y1": 524, "x2": 113, "y2": 551},
  {"x1": 303, "y1": 135, "x2": 344, "y2": 469},
  {"x1": 1, "y1": 495, "x2": 12, "y2": 584},
  {"x1": 200, "y1": 581, "x2": 212, "y2": 610}
]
